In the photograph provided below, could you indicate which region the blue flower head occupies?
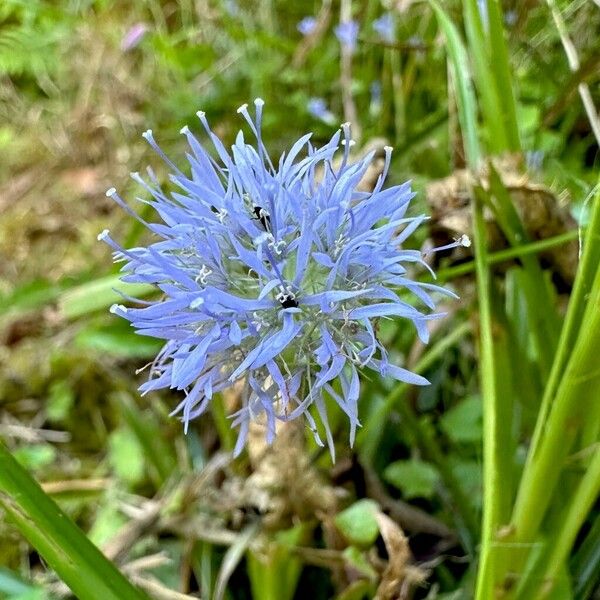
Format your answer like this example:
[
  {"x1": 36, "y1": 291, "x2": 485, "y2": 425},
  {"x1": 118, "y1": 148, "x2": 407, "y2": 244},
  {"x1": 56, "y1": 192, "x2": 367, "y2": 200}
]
[
  {"x1": 101, "y1": 100, "x2": 462, "y2": 459},
  {"x1": 307, "y1": 97, "x2": 336, "y2": 125},
  {"x1": 372, "y1": 13, "x2": 395, "y2": 43},
  {"x1": 297, "y1": 16, "x2": 317, "y2": 36},
  {"x1": 334, "y1": 20, "x2": 359, "y2": 52}
]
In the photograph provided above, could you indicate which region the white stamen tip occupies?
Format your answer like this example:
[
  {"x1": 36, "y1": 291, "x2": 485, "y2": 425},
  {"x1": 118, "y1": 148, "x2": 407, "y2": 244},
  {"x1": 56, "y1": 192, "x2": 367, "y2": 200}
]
[
  {"x1": 110, "y1": 303, "x2": 127, "y2": 314},
  {"x1": 460, "y1": 234, "x2": 471, "y2": 248},
  {"x1": 105, "y1": 187, "x2": 116, "y2": 197},
  {"x1": 196, "y1": 110, "x2": 206, "y2": 119},
  {"x1": 180, "y1": 125, "x2": 190, "y2": 135},
  {"x1": 384, "y1": 145, "x2": 393, "y2": 153},
  {"x1": 341, "y1": 122, "x2": 352, "y2": 129},
  {"x1": 130, "y1": 171, "x2": 140, "y2": 178},
  {"x1": 341, "y1": 139, "x2": 356, "y2": 147},
  {"x1": 190, "y1": 298, "x2": 205, "y2": 309},
  {"x1": 237, "y1": 103, "x2": 249, "y2": 114},
  {"x1": 142, "y1": 129, "x2": 152, "y2": 140},
  {"x1": 97, "y1": 229, "x2": 110, "y2": 241},
  {"x1": 254, "y1": 97, "x2": 265, "y2": 106}
]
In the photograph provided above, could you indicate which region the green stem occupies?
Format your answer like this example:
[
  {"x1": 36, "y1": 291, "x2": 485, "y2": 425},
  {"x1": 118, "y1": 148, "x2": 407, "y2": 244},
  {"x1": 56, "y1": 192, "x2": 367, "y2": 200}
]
[
  {"x1": 472, "y1": 187, "x2": 504, "y2": 600},
  {"x1": 0, "y1": 442, "x2": 149, "y2": 600},
  {"x1": 435, "y1": 230, "x2": 579, "y2": 281}
]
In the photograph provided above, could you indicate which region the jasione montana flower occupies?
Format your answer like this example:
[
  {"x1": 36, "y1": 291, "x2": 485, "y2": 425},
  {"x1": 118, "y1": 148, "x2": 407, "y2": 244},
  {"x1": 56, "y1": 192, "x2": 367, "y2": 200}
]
[{"x1": 100, "y1": 99, "x2": 465, "y2": 458}]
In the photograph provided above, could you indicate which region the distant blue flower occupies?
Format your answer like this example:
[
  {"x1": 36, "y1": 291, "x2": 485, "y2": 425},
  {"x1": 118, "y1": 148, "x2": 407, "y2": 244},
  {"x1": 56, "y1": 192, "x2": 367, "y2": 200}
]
[
  {"x1": 369, "y1": 81, "x2": 382, "y2": 115},
  {"x1": 121, "y1": 23, "x2": 149, "y2": 52},
  {"x1": 101, "y1": 100, "x2": 459, "y2": 459},
  {"x1": 335, "y1": 20, "x2": 359, "y2": 52},
  {"x1": 297, "y1": 16, "x2": 317, "y2": 36},
  {"x1": 504, "y1": 10, "x2": 517, "y2": 27},
  {"x1": 307, "y1": 97, "x2": 336, "y2": 125},
  {"x1": 372, "y1": 13, "x2": 395, "y2": 43},
  {"x1": 526, "y1": 150, "x2": 544, "y2": 171}
]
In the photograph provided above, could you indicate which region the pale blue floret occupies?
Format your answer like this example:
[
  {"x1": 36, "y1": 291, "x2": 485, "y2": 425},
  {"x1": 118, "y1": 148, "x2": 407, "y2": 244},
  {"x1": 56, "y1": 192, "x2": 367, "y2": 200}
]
[{"x1": 102, "y1": 100, "x2": 458, "y2": 459}]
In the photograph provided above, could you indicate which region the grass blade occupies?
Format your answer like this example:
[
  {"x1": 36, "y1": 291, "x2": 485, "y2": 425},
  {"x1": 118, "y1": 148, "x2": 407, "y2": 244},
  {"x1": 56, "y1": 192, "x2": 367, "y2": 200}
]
[
  {"x1": 0, "y1": 442, "x2": 149, "y2": 600},
  {"x1": 430, "y1": 1, "x2": 481, "y2": 168}
]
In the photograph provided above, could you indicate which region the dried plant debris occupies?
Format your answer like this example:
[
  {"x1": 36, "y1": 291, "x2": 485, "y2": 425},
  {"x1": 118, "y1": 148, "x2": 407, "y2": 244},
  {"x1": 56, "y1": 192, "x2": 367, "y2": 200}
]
[{"x1": 425, "y1": 155, "x2": 579, "y2": 285}]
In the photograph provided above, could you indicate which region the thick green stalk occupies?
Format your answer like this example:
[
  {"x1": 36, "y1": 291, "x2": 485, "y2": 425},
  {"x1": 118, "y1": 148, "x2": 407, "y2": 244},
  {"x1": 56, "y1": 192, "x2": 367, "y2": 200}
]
[
  {"x1": 472, "y1": 188, "x2": 505, "y2": 600},
  {"x1": 0, "y1": 442, "x2": 149, "y2": 600}
]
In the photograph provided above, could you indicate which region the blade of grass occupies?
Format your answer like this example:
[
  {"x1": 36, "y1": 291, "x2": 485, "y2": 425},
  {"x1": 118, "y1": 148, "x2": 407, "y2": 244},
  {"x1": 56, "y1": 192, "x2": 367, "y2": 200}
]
[
  {"x1": 463, "y1": 0, "x2": 509, "y2": 152},
  {"x1": 528, "y1": 183, "x2": 600, "y2": 458},
  {"x1": 485, "y1": 0, "x2": 521, "y2": 150},
  {"x1": 0, "y1": 442, "x2": 149, "y2": 600},
  {"x1": 503, "y1": 192, "x2": 600, "y2": 593},
  {"x1": 485, "y1": 163, "x2": 560, "y2": 378},
  {"x1": 59, "y1": 274, "x2": 155, "y2": 320},
  {"x1": 571, "y1": 515, "x2": 600, "y2": 600},
  {"x1": 515, "y1": 446, "x2": 600, "y2": 599},
  {"x1": 430, "y1": 1, "x2": 482, "y2": 168},
  {"x1": 114, "y1": 393, "x2": 177, "y2": 487}
]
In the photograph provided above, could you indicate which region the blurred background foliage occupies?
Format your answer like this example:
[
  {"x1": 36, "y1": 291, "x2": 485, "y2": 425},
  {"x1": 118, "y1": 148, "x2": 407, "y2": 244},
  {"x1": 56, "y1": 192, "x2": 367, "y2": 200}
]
[{"x1": 0, "y1": 0, "x2": 598, "y2": 599}]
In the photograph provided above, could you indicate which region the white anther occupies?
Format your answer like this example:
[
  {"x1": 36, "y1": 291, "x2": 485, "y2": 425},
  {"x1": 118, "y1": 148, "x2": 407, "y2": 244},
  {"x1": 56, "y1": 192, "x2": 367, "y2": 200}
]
[
  {"x1": 384, "y1": 145, "x2": 393, "y2": 153},
  {"x1": 196, "y1": 110, "x2": 206, "y2": 119},
  {"x1": 254, "y1": 98, "x2": 265, "y2": 107},
  {"x1": 217, "y1": 208, "x2": 228, "y2": 223},
  {"x1": 142, "y1": 129, "x2": 152, "y2": 140},
  {"x1": 237, "y1": 103, "x2": 249, "y2": 114},
  {"x1": 105, "y1": 187, "x2": 116, "y2": 197},
  {"x1": 341, "y1": 139, "x2": 356, "y2": 147},
  {"x1": 195, "y1": 265, "x2": 213, "y2": 285},
  {"x1": 180, "y1": 125, "x2": 190, "y2": 135},
  {"x1": 110, "y1": 304, "x2": 127, "y2": 314},
  {"x1": 459, "y1": 234, "x2": 471, "y2": 248},
  {"x1": 97, "y1": 229, "x2": 110, "y2": 241}
]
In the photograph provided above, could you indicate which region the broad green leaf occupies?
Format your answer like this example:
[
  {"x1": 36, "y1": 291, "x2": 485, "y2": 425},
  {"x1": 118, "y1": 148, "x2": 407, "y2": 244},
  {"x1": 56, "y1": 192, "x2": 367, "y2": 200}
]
[
  {"x1": 383, "y1": 459, "x2": 440, "y2": 500},
  {"x1": 13, "y1": 444, "x2": 56, "y2": 471},
  {"x1": 108, "y1": 428, "x2": 145, "y2": 485},
  {"x1": 47, "y1": 379, "x2": 75, "y2": 422},
  {"x1": 440, "y1": 396, "x2": 483, "y2": 444},
  {"x1": 335, "y1": 500, "x2": 380, "y2": 547}
]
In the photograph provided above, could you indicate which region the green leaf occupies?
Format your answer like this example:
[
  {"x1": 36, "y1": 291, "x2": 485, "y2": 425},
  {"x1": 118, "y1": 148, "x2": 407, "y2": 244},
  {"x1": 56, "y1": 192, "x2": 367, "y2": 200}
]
[
  {"x1": 383, "y1": 459, "x2": 440, "y2": 500},
  {"x1": 58, "y1": 275, "x2": 154, "y2": 320},
  {"x1": 12, "y1": 444, "x2": 56, "y2": 471},
  {"x1": 0, "y1": 442, "x2": 150, "y2": 600},
  {"x1": 430, "y1": 1, "x2": 481, "y2": 168},
  {"x1": 74, "y1": 322, "x2": 162, "y2": 359},
  {"x1": 108, "y1": 428, "x2": 145, "y2": 486},
  {"x1": 334, "y1": 500, "x2": 380, "y2": 547},
  {"x1": 47, "y1": 380, "x2": 75, "y2": 423},
  {"x1": 0, "y1": 568, "x2": 38, "y2": 597},
  {"x1": 341, "y1": 546, "x2": 378, "y2": 581},
  {"x1": 440, "y1": 396, "x2": 483, "y2": 444}
]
